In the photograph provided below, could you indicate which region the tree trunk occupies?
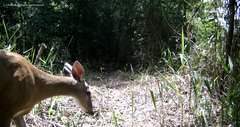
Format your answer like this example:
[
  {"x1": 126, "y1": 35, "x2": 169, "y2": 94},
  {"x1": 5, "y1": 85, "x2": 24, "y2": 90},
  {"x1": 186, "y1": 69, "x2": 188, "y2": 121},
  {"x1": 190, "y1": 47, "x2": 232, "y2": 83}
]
[{"x1": 220, "y1": 0, "x2": 236, "y2": 94}]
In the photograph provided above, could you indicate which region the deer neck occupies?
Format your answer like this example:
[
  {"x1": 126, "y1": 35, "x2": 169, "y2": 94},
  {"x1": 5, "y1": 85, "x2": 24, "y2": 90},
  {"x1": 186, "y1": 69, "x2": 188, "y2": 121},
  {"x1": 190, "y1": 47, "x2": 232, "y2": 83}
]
[{"x1": 34, "y1": 72, "x2": 77, "y2": 102}]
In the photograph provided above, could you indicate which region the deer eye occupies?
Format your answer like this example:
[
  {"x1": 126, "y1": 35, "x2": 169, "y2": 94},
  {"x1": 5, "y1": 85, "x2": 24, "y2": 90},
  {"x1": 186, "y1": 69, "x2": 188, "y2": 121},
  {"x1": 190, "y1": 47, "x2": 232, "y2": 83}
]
[{"x1": 87, "y1": 91, "x2": 91, "y2": 96}]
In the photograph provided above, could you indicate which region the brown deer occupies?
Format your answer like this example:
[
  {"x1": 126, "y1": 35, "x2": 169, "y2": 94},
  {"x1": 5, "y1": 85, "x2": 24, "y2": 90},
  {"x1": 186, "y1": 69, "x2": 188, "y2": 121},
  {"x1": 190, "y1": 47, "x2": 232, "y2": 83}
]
[{"x1": 0, "y1": 50, "x2": 93, "y2": 127}]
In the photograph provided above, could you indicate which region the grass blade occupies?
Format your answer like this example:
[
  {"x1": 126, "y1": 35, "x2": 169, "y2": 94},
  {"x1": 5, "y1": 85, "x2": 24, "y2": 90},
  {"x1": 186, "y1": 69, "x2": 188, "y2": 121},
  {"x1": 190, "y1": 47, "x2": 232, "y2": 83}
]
[
  {"x1": 8, "y1": 26, "x2": 20, "y2": 43},
  {"x1": 217, "y1": 54, "x2": 229, "y2": 74},
  {"x1": 3, "y1": 20, "x2": 9, "y2": 41},
  {"x1": 205, "y1": 96, "x2": 212, "y2": 126},
  {"x1": 48, "y1": 98, "x2": 56, "y2": 119},
  {"x1": 111, "y1": 108, "x2": 118, "y2": 127},
  {"x1": 35, "y1": 101, "x2": 42, "y2": 115},
  {"x1": 132, "y1": 90, "x2": 136, "y2": 116},
  {"x1": 202, "y1": 109, "x2": 209, "y2": 127},
  {"x1": 113, "y1": 109, "x2": 129, "y2": 121},
  {"x1": 181, "y1": 27, "x2": 185, "y2": 56},
  {"x1": 150, "y1": 90, "x2": 157, "y2": 110},
  {"x1": 69, "y1": 109, "x2": 82, "y2": 127},
  {"x1": 204, "y1": 80, "x2": 213, "y2": 97},
  {"x1": 94, "y1": 89, "x2": 104, "y2": 97}
]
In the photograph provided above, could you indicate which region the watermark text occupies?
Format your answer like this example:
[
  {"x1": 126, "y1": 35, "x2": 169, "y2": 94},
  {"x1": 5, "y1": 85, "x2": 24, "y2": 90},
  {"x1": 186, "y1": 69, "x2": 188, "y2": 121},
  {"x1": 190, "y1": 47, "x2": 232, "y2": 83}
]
[{"x1": 6, "y1": 4, "x2": 44, "y2": 7}]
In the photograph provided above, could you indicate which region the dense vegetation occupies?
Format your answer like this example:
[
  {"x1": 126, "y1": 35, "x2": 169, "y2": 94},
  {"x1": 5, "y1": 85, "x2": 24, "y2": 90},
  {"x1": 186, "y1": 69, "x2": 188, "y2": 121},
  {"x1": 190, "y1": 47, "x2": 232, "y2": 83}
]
[
  {"x1": 1, "y1": 0, "x2": 194, "y2": 68},
  {"x1": 0, "y1": 0, "x2": 239, "y2": 126}
]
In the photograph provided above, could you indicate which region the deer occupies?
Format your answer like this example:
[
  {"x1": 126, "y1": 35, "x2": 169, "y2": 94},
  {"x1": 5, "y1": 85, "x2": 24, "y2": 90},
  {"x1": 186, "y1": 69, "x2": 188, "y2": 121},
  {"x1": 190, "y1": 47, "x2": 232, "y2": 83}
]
[{"x1": 0, "y1": 49, "x2": 93, "y2": 127}]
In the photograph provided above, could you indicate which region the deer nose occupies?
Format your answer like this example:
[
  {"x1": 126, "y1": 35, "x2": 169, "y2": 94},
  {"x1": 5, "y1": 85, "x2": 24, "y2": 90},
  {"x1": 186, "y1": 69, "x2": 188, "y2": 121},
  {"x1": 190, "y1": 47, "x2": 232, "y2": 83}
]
[{"x1": 87, "y1": 110, "x2": 94, "y2": 115}]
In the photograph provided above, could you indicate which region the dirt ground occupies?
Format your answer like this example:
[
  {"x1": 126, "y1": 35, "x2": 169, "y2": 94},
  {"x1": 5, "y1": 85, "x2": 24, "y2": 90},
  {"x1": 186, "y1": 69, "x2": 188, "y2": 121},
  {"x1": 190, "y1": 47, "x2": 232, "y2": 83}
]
[{"x1": 11, "y1": 70, "x2": 221, "y2": 127}]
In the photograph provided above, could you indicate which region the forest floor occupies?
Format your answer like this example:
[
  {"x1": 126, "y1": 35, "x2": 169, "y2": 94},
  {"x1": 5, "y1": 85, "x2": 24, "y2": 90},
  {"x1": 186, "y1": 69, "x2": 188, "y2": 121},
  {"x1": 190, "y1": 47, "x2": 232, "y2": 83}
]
[{"x1": 12, "y1": 70, "x2": 222, "y2": 127}]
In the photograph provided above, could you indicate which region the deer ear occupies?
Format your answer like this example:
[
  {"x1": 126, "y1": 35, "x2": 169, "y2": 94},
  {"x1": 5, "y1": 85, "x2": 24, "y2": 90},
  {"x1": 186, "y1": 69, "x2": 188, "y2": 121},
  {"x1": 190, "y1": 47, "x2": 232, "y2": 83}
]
[{"x1": 72, "y1": 61, "x2": 84, "y2": 81}]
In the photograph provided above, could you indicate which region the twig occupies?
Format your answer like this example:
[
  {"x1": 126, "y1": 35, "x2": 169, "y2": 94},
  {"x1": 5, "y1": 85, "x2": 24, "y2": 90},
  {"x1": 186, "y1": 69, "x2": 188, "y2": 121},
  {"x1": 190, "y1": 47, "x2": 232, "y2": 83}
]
[{"x1": 34, "y1": 43, "x2": 47, "y2": 65}]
